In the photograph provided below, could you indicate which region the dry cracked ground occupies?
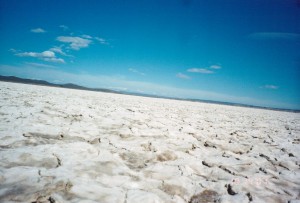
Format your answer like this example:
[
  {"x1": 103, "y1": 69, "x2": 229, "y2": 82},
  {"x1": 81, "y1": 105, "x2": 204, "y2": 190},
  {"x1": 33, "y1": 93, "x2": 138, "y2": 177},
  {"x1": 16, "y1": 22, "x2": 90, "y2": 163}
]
[{"x1": 0, "y1": 81, "x2": 299, "y2": 203}]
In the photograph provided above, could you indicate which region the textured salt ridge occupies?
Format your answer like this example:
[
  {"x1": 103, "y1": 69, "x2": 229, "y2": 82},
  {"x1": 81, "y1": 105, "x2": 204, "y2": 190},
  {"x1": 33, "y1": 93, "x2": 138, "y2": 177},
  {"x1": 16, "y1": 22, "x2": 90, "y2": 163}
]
[{"x1": 0, "y1": 81, "x2": 299, "y2": 203}]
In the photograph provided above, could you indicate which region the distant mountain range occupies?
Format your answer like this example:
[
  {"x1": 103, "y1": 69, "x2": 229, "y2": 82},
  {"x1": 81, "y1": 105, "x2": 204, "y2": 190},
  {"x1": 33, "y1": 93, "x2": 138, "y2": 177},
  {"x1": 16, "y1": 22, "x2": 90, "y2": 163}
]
[
  {"x1": 0, "y1": 75, "x2": 120, "y2": 94},
  {"x1": 0, "y1": 75, "x2": 299, "y2": 113}
]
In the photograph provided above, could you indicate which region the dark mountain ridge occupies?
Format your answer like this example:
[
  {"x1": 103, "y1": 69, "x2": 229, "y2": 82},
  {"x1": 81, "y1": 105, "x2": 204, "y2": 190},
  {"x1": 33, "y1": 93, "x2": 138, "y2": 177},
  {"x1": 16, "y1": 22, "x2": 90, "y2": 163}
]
[{"x1": 0, "y1": 75, "x2": 119, "y2": 93}]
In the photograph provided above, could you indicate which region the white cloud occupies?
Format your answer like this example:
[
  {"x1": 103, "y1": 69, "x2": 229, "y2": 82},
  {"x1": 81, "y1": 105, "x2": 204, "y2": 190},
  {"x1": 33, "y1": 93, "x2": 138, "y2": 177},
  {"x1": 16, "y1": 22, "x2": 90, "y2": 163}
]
[
  {"x1": 128, "y1": 68, "x2": 145, "y2": 76},
  {"x1": 176, "y1": 73, "x2": 190, "y2": 79},
  {"x1": 248, "y1": 32, "x2": 300, "y2": 40},
  {"x1": 59, "y1": 25, "x2": 69, "y2": 31},
  {"x1": 43, "y1": 57, "x2": 65, "y2": 63},
  {"x1": 50, "y1": 47, "x2": 74, "y2": 58},
  {"x1": 9, "y1": 48, "x2": 19, "y2": 53},
  {"x1": 57, "y1": 36, "x2": 92, "y2": 50},
  {"x1": 95, "y1": 37, "x2": 109, "y2": 45},
  {"x1": 17, "y1": 51, "x2": 55, "y2": 58},
  {"x1": 49, "y1": 46, "x2": 68, "y2": 56},
  {"x1": 41, "y1": 51, "x2": 55, "y2": 58},
  {"x1": 210, "y1": 65, "x2": 221, "y2": 69},
  {"x1": 30, "y1": 28, "x2": 46, "y2": 33},
  {"x1": 186, "y1": 65, "x2": 221, "y2": 74},
  {"x1": 261, "y1": 85, "x2": 279, "y2": 89},
  {"x1": 16, "y1": 50, "x2": 65, "y2": 63},
  {"x1": 187, "y1": 68, "x2": 214, "y2": 74},
  {"x1": 16, "y1": 52, "x2": 37, "y2": 57}
]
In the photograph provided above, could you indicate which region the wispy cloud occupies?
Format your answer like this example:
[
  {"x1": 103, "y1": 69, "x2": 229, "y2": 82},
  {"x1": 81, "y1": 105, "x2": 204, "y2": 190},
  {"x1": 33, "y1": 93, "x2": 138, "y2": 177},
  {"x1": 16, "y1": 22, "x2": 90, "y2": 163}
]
[
  {"x1": 80, "y1": 35, "x2": 109, "y2": 45},
  {"x1": 30, "y1": 28, "x2": 46, "y2": 33},
  {"x1": 59, "y1": 25, "x2": 69, "y2": 31},
  {"x1": 261, "y1": 85, "x2": 279, "y2": 89},
  {"x1": 57, "y1": 36, "x2": 92, "y2": 50},
  {"x1": 24, "y1": 62, "x2": 57, "y2": 69},
  {"x1": 209, "y1": 65, "x2": 221, "y2": 69},
  {"x1": 49, "y1": 47, "x2": 66, "y2": 55},
  {"x1": 187, "y1": 68, "x2": 214, "y2": 74},
  {"x1": 248, "y1": 32, "x2": 300, "y2": 40},
  {"x1": 49, "y1": 46, "x2": 72, "y2": 57},
  {"x1": 128, "y1": 68, "x2": 145, "y2": 76},
  {"x1": 16, "y1": 50, "x2": 65, "y2": 63},
  {"x1": 81, "y1": 35, "x2": 109, "y2": 45},
  {"x1": 186, "y1": 64, "x2": 221, "y2": 74},
  {"x1": 95, "y1": 37, "x2": 109, "y2": 45},
  {"x1": 16, "y1": 51, "x2": 54, "y2": 58},
  {"x1": 9, "y1": 48, "x2": 20, "y2": 53},
  {"x1": 82, "y1": 34, "x2": 92, "y2": 39},
  {"x1": 176, "y1": 72, "x2": 190, "y2": 79},
  {"x1": 43, "y1": 57, "x2": 65, "y2": 63}
]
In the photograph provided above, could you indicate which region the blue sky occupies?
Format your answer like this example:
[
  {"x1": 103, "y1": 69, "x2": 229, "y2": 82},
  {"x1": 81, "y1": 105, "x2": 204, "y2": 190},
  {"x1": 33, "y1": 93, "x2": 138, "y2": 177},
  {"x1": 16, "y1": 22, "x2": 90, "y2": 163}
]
[{"x1": 0, "y1": 0, "x2": 299, "y2": 109}]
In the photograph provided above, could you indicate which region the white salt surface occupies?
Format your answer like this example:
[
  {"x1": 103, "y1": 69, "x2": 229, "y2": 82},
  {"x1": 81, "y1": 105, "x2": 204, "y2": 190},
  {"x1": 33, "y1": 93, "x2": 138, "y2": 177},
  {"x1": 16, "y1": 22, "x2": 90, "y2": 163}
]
[{"x1": 0, "y1": 81, "x2": 299, "y2": 203}]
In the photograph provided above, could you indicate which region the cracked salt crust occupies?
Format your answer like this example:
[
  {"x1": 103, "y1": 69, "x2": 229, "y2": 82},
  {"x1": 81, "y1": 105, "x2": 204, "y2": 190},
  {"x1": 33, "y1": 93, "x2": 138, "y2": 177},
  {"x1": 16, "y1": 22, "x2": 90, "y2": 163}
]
[{"x1": 0, "y1": 81, "x2": 299, "y2": 203}]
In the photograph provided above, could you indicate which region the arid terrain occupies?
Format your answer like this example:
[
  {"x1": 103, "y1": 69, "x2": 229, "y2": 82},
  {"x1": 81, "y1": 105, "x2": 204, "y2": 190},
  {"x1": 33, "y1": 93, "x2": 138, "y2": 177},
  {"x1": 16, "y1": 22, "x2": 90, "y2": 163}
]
[{"x1": 0, "y1": 81, "x2": 299, "y2": 203}]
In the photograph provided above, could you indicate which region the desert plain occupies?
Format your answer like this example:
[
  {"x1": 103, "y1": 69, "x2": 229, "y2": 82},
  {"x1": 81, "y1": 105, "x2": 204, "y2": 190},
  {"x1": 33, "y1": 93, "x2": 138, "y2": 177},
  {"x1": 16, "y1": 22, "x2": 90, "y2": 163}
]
[{"x1": 0, "y1": 81, "x2": 299, "y2": 203}]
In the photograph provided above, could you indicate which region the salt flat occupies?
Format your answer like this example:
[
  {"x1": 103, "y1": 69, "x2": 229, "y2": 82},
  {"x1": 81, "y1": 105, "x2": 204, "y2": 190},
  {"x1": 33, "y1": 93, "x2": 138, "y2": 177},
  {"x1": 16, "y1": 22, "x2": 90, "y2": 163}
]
[{"x1": 0, "y1": 81, "x2": 299, "y2": 203}]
